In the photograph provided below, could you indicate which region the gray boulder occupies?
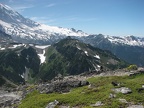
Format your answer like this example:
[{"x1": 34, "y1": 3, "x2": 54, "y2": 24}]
[
  {"x1": 112, "y1": 87, "x2": 132, "y2": 94},
  {"x1": 127, "y1": 105, "x2": 144, "y2": 108},
  {"x1": 118, "y1": 98, "x2": 128, "y2": 103},
  {"x1": 38, "y1": 80, "x2": 89, "y2": 94},
  {"x1": 109, "y1": 93, "x2": 116, "y2": 98},
  {"x1": 45, "y1": 100, "x2": 59, "y2": 108},
  {"x1": 90, "y1": 101, "x2": 104, "y2": 107}
]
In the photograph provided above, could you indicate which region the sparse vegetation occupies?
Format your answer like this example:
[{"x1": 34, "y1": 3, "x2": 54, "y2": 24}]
[
  {"x1": 127, "y1": 65, "x2": 138, "y2": 71},
  {"x1": 19, "y1": 73, "x2": 144, "y2": 108}
]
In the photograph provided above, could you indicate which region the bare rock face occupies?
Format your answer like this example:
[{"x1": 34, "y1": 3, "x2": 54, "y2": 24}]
[{"x1": 112, "y1": 87, "x2": 132, "y2": 94}]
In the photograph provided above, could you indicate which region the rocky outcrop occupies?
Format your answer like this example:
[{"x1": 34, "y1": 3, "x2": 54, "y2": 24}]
[
  {"x1": 37, "y1": 80, "x2": 89, "y2": 94},
  {"x1": 0, "y1": 90, "x2": 22, "y2": 108}
]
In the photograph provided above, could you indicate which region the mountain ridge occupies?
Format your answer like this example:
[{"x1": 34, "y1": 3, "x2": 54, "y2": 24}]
[
  {"x1": 39, "y1": 37, "x2": 128, "y2": 80},
  {"x1": 0, "y1": 37, "x2": 128, "y2": 84}
]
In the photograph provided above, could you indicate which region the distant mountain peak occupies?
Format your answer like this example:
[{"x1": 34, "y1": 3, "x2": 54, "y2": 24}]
[{"x1": 0, "y1": 4, "x2": 88, "y2": 44}]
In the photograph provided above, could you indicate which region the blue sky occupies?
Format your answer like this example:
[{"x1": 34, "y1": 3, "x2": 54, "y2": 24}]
[{"x1": 1, "y1": 0, "x2": 144, "y2": 37}]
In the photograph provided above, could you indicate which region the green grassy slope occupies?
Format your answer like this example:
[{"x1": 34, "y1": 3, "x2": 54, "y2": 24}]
[{"x1": 18, "y1": 73, "x2": 144, "y2": 108}]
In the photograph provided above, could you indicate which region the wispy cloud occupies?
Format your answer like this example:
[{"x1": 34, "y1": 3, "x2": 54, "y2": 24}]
[
  {"x1": 46, "y1": 3, "x2": 56, "y2": 8},
  {"x1": 14, "y1": 5, "x2": 34, "y2": 10},
  {"x1": 8, "y1": 0, "x2": 14, "y2": 3},
  {"x1": 12, "y1": 5, "x2": 34, "y2": 13},
  {"x1": 6, "y1": 0, "x2": 35, "y2": 13},
  {"x1": 30, "y1": 17, "x2": 56, "y2": 24},
  {"x1": 65, "y1": 16, "x2": 97, "y2": 22}
]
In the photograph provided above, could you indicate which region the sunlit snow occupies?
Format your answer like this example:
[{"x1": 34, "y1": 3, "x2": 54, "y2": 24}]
[
  {"x1": 94, "y1": 55, "x2": 100, "y2": 59},
  {"x1": 38, "y1": 50, "x2": 46, "y2": 64},
  {"x1": 0, "y1": 48, "x2": 6, "y2": 50},
  {"x1": 84, "y1": 51, "x2": 88, "y2": 56},
  {"x1": 77, "y1": 46, "x2": 81, "y2": 50},
  {"x1": 8, "y1": 44, "x2": 23, "y2": 49},
  {"x1": 35, "y1": 45, "x2": 50, "y2": 49}
]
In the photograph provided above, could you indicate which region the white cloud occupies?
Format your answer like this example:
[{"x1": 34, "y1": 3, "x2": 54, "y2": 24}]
[
  {"x1": 46, "y1": 3, "x2": 56, "y2": 8},
  {"x1": 12, "y1": 5, "x2": 34, "y2": 13}
]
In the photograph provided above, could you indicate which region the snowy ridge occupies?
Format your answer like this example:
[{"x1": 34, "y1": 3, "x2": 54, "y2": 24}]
[
  {"x1": 105, "y1": 35, "x2": 144, "y2": 47},
  {"x1": 0, "y1": 4, "x2": 88, "y2": 44}
]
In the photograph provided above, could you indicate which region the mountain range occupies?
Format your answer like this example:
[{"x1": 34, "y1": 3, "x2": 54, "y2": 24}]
[
  {"x1": 0, "y1": 3, "x2": 144, "y2": 67},
  {"x1": 80, "y1": 34, "x2": 144, "y2": 66},
  {"x1": 0, "y1": 3, "x2": 144, "y2": 46}
]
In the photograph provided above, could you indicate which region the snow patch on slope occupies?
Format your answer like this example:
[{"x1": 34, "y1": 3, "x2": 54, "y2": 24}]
[
  {"x1": 94, "y1": 54, "x2": 100, "y2": 59},
  {"x1": 8, "y1": 44, "x2": 24, "y2": 49},
  {"x1": 0, "y1": 47, "x2": 5, "y2": 50},
  {"x1": 84, "y1": 51, "x2": 88, "y2": 56},
  {"x1": 77, "y1": 46, "x2": 81, "y2": 50},
  {"x1": 36, "y1": 45, "x2": 50, "y2": 63},
  {"x1": 38, "y1": 50, "x2": 46, "y2": 64}
]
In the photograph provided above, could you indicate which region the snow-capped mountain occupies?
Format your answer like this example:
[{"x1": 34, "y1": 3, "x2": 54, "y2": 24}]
[
  {"x1": 0, "y1": 3, "x2": 144, "y2": 46},
  {"x1": 105, "y1": 35, "x2": 144, "y2": 47},
  {"x1": 80, "y1": 34, "x2": 144, "y2": 47},
  {"x1": 0, "y1": 3, "x2": 88, "y2": 44},
  {"x1": 80, "y1": 34, "x2": 144, "y2": 66}
]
